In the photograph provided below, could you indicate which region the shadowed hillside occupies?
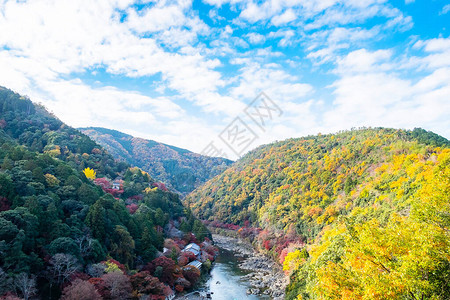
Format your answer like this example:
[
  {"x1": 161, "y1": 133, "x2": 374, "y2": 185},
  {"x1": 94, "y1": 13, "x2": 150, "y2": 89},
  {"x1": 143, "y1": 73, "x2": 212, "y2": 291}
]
[{"x1": 0, "y1": 87, "x2": 211, "y2": 299}]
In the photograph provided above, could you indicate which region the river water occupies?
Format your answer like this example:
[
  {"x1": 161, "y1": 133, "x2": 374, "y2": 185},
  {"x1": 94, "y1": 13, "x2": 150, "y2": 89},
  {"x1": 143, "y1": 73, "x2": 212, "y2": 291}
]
[{"x1": 202, "y1": 248, "x2": 270, "y2": 300}]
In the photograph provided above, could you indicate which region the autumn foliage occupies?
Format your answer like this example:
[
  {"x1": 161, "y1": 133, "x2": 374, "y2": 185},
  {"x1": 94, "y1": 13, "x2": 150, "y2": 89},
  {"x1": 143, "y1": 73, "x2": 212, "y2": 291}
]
[
  {"x1": 143, "y1": 256, "x2": 177, "y2": 286},
  {"x1": 61, "y1": 279, "x2": 101, "y2": 300},
  {"x1": 83, "y1": 167, "x2": 96, "y2": 180},
  {"x1": 187, "y1": 128, "x2": 450, "y2": 300}
]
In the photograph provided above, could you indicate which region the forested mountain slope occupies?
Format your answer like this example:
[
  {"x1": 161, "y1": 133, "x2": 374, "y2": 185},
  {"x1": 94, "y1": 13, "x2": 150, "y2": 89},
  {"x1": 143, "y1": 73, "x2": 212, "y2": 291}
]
[
  {"x1": 0, "y1": 87, "x2": 210, "y2": 299},
  {"x1": 185, "y1": 128, "x2": 450, "y2": 299},
  {"x1": 79, "y1": 127, "x2": 232, "y2": 196}
]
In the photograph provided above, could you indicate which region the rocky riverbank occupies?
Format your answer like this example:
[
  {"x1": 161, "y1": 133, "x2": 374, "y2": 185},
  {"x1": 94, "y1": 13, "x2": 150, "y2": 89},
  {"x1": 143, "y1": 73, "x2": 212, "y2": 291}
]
[{"x1": 212, "y1": 234, "x2": 288, "y2": 300}]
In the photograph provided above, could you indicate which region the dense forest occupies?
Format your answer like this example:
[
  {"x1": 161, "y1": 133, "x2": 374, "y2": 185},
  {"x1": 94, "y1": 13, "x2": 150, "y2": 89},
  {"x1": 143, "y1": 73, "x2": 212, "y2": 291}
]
[
  {"x1": 79, "y1": 127, "x2": 232, "y2": 196},
  {"x1": 186, "y1": 127, "x2": 450, "y2": 299},
  {"x1": 0, "y1": 87, "x2": 212, "y2": 299}
]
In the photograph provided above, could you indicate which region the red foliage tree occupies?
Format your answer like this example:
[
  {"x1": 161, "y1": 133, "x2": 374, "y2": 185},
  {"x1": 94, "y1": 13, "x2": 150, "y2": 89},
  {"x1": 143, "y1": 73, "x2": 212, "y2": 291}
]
[
  {"x1": 93, "y1": 178, "x2": 111, "y2": 189},
  {"x1": 0, "y1": 293, "x2": 21, "y2": 300},
  {"x1": 88, "y1": 278, "x2": 110, "y2": 299},
  {"x1": 182, "y1": 266, "x2": 200, "y2": 286},
  {"x1": 203, "y1": 253, "x2": 214, "y2": 262},
  {"x1": 126, "y1": 204, "x2": 138, "y2": 214},
  {"x1": 173, "y1": 239, "x2": 186, "y2": 249},
  {"x1": 144, "y1": 257, "x2": 176, "y2": 286},
  {"x1": 175, "y1": 285, "x2": 184, "y2": 292},
  {"x1": 127, "y1": 195, "x2": 143, "y2": 202},
  {"x1": 70, "y1": 272, "x2": 90, "y2": 281},
  {"x1": 202, "y1": 244, "x2": 218, "y2": 256},
  {"x1": 162, "y1": 286, "x2": 174, "y2": 298},
  {"x1": 263, "y1": 240, "x2": 273, "y2": 251},
  {"x1": 152, "y1": 182, "x2": 168, "y2": 191},
  {"x1": 102, "y1": 271, "x2": 132, "y2": 300},
  {"x1": 180, "y1": 251, "x2": 196, "y2": 263},
  {"x1": 182, "y1": 233, "x2": 197, "y2": 244},
  {"x1": 177, "y1": 256, "x2": 188, "y2": 267},
  {"x1": 164, "y1": 239, "x2": 181, "y2": 254},
  {"x1": 103, "y1": 188, "x2": 124, "y2": 197},
  {"x1": 0, "y1": 197, "x2": 10, "y2": 212},
  {"x1": 61, "y1": 279, "x2": 101, "y2": 300},
  {"x1": 130, "y1": 271, "x2": 166, "y2": 296},
  {"x1": 175, "y1": 277, "x2": 191, "y2": 289},
  {"x1": 279, "y1": 248, "x2": 289, "y2": 265}
]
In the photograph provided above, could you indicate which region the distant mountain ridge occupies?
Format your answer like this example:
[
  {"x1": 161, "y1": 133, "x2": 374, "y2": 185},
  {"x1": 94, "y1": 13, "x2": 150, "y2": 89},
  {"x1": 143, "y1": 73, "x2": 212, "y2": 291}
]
[{"x1": 79, "y1": 127, "x2": 233, "y2": 195}]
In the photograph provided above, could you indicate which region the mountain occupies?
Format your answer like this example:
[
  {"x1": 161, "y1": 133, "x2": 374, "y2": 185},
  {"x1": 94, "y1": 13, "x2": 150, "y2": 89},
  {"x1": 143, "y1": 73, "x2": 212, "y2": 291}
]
[
  {"x1": 79, "y1": 127, "x2": 232, "y2": 195},
  {"x1": 185, "y1": 127, "x2": 450, "y2": 299},
  {"x1": 0, "y1": 87, "x2": 210, "y2": 299}
]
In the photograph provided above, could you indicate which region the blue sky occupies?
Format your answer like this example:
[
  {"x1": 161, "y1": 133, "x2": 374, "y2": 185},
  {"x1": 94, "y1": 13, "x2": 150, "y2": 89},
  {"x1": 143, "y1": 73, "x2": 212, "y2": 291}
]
[{"x1": 0, "y1": 0, "x2": 449, "y2": 159}]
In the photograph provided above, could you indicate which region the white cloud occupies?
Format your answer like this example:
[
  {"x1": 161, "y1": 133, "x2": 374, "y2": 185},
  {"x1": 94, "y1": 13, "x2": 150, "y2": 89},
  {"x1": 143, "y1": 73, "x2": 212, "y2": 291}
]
[
  {"x1": 126, "y1": 1, "x2": 191, "y2": 33},
  {"x1": 414, "y1": 68, "x2": 450, "y2": 92},
  {"x1": 323, "y1": 47, "x2": 450, "y2": 139},
  {"x1": 306, "y1": 26, "x2": 381, "y2": 64},
  {"x1": 440, "y1": 4, "x2": 450, "y2": 15},
  {"x1": 413, "y1": 37, "x2": 450, "y2": 69},
  {"x1": 202, "y1": 0, "x2": 244, "y2": 6},
  {"x1": 215, "y1": 0, "x2": 414, "y2": 70},
  {"x1": 335, "y1": 48, "x2": 393, "y2": 73},
  {"x1": 304, "y1": 4, "x2": 381, "y2": 30},
  {"x1": 229, "y1": 61, "x2": 313, "y2": 102},
  {"x1": 247, "y1": 32, "x2": 266, "y2": 44},
  {"x1": 268, "y1": 30, "x2": 295, "y2": 47},
  {"x1": 34, "y1": 79, "x2": 185, "y2": 126},
  {"x1": 0, "y1": 0, "x2": 241, "y2": 117},
  {"x1": 423, "y1": 38, "x2": 450, "y2": 52},
  {"x1": 239, "y1": 2, "x2": 270, "y2": 23},
  {"x1": 384, "y1": 14, "x2": 413, "y2": 32},
  {"x1": 271, "y1": 9, "x2": 297, "y2": 26}
]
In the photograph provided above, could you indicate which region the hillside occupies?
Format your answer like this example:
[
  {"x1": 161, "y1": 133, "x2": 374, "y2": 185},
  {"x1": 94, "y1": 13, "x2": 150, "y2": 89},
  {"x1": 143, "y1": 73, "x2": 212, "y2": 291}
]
[
  {"x1": 0, "y1": 87, "x2": 211, "y2": 299},
  {"x1": 79, "y1": 127, "x2": 232, "y2": 195},
  {"x1": 185, "y1": 128, "x2": 450, "y2": 299}
]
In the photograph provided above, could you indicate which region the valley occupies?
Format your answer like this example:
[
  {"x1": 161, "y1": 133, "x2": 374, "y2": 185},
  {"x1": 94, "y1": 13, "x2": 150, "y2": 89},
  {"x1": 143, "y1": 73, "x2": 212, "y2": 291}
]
[
  {"x1": 1, "y1": 1, "x2": 449, "y2": 299},
  {"x1": 1, "y1": 87, "x2": 449, "y2": 300}
]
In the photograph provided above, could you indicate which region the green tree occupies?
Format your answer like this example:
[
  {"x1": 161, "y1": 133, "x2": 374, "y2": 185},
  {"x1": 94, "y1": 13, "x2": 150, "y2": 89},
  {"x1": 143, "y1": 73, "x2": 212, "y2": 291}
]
[
  {"x1": 154, "y1": 208, "x2": 166, "y2": 227},
  {"x1": 1, "y1": 156, "x2": 14, "y2": 170},
  {"x1": 77, "y1": 183, "x2": 99, "y2": 205},
  {"x1": 139, "y1": 227, "x2": 157, "y2": 262},
  {"x1": 85, "y1": 202, "x2": 106, "y2": 242},
  {"x1": 192, "y1": 220, "x2": 207, "y2": 241},
  {"x1": 48, "y1": 237, "x2": 79, "y2": 257},
  {"x1": 111, "y1": 225, "x2": 135, "y2": 268}
]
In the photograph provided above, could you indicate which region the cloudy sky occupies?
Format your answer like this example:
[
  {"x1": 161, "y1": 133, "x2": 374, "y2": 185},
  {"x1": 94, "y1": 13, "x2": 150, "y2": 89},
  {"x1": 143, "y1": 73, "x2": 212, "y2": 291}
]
[{"x1": 0, "y1": 0, "x2": 449, "y2": 159}]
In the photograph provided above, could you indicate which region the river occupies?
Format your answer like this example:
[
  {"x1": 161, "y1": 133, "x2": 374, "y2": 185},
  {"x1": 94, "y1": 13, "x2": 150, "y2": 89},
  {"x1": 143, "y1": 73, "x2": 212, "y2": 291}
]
[
  {"x1": 176, "y1": 235, "x2": 286, "y2": 300},
  {"x1": 203, "y1": 247, "x2": 270, "y2": 300}
]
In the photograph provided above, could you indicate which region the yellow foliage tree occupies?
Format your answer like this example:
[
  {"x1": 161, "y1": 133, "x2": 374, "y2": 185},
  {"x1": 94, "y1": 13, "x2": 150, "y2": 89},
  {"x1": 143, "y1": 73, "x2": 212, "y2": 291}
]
[
  {"x1": 104, "y1": 260, "x2": 121, "y2": 273},
  {"x1": 83, "y1": 167, "x2": 96, "y2": 180},
  {"x1": 308, "y1": 150, "x2": 450, "y2": 300},
  {"x1": 45, "y1": 173, "x2": 60, "y2": 187},
  {"x1": 44, "y1": 145, "x2": 61, "y2": 157},
  {"x1": 283, "y1": 249, "x2": 308, "y2": 274}
]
